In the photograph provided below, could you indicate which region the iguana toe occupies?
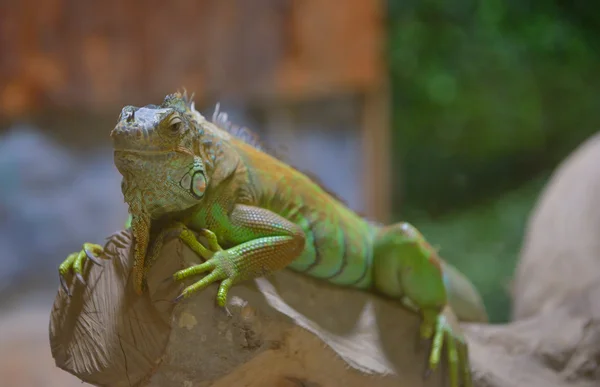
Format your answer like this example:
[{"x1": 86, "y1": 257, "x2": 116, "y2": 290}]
[
  {"x1": 172, "y1": 256, "x2": 231, "y2": 305},
  {"x1": 422, "y1": 312, "x2": 472, "y2": 387}
]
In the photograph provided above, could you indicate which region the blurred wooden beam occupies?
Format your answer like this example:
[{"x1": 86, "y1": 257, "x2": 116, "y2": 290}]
[
  {"x1": 361, "y1": 83, "x2": 391, "y2": 223},
  {"x1": 0, "y1": 0, "x2": 391, "y2": 221}
]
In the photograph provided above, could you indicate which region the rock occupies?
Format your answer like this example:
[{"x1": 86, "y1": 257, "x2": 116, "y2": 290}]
[
  {"x1": 49, "y1": 231, "x2": 600, "y2": 387},
  {"x1": 513, "y1": 131, "x2": 600, "y2": 320},
  {"x1": 49, "y1": 231, "x2": 445, "y2": 387}
]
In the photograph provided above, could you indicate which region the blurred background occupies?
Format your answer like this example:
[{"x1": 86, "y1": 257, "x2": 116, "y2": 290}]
[{"x1": 0, "y1": 0, "x2": 599, "y2": 385}]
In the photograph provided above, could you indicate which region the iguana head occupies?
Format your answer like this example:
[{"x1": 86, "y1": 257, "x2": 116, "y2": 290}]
[{"x1": 111, "y1": 92, "x2": 209, "y2": 218}]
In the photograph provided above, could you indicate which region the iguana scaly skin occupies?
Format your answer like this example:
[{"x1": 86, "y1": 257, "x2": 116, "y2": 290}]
[{"x1": 59, "y1": 92, "x2": 487, "y2": 387}]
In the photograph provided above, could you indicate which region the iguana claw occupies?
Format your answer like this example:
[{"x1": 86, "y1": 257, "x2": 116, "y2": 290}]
[
  {"x1": 75, "y1": 273, "x2": 86, "y2": 286},
  {"x1": 423, "y1": 368, "x2": 432, "y2": 380},
  {"x1": 59, "y1": 273, "x2": 71, "y2": 297},
  {"x1": 58, "y1": 243, "x2": 106, "y2": 295},
  {"x1": 420, "y1": 309, "x2": 472, "y2": 387},
  {"x1": 85, "y1": 248, "x2": 103, "y2": 266}
]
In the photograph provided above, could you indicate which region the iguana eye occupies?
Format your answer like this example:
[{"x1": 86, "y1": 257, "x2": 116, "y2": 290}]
[{"x1": 167, "y1": 116, "x2": 183, "y2": 134}]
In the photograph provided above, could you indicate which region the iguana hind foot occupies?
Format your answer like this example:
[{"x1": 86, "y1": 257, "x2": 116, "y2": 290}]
[{"x1": 421, "y1": 307, "x2": 472, "y2": 387}]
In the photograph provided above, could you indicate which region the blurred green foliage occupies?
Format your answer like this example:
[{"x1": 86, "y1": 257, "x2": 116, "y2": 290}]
[
  {"x1": 387, "y1": 0, "x2": 599, "y2": 322},
  {"x1": 388, "y1": 0, "x2": 600, "y2": 213},
  {"x1": 410, "y1": 175, "x2": 549, "y2": 322}
]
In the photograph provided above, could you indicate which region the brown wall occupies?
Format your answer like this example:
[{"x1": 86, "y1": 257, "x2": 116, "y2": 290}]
[{"x1": 0, "y1": 0, "x2": 385, "y2": 118}]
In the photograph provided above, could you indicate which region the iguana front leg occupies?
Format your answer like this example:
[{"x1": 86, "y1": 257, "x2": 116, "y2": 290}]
[
  {"x1": 167, "y1": 204, "x2": 306, "y2": 305},
  {"x1": 58, "y1": 211, "x2": 152, "y2": 296},
  {"x1": 130, "y1": 212, "x2": 151, "y2": 295},
  {"x1": 373, "y1": 222, "x2": 472, "y2": 387}
]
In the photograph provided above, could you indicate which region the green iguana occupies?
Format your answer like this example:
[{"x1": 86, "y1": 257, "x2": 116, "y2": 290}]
[{"x1": 59, "y1": 92, "x2": 487, "y2": 387}]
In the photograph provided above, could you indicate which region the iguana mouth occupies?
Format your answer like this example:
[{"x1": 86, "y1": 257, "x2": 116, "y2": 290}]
[
  {"x1": 114, "y1": 146, "x2": 194, "y2": 157},
  {"x1": 114, "y1": 148, "x2": 174, "y2": 156}
]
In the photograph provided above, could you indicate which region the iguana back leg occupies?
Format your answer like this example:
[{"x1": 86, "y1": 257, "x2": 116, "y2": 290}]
[{"x1": 372, "y1": 222, "x2": 473, "y2": 387}]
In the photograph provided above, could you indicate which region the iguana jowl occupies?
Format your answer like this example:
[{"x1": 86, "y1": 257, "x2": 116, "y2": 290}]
[{"x1": 59, "y1": 92, "x2": 487, "y2": 387}]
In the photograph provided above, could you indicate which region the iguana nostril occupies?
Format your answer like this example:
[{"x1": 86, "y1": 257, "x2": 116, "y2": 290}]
[{"x1": 126, "y1": 110, "x2": 135, "y2": 123}]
